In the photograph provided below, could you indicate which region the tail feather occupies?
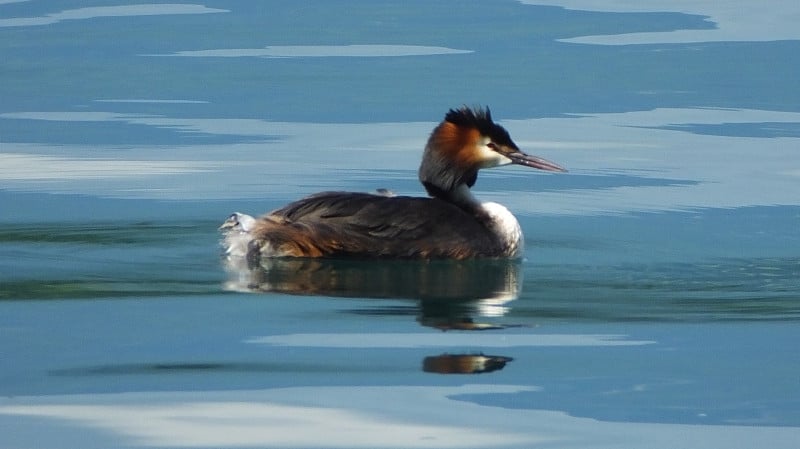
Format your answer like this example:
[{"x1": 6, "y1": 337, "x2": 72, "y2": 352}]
[{"x1": 219, "y1": 212, "x2": 256, "y2": 258}]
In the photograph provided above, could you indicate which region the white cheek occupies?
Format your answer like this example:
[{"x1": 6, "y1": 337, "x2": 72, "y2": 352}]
[
  {"x1": 476, "y1": 139, "x2": 512, "y2": 168},
  {"x1": 485, "y1": 149, "x2": 512, "y2": 167}
]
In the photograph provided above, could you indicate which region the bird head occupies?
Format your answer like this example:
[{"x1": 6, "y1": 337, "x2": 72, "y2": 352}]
[{"x1": 418, "y1": 106, "x2": 566, "y2": 201}]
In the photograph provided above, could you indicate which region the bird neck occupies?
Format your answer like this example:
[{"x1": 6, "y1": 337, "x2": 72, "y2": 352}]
[
  {"x1": 418, "y1": 138, "x2": 480, "y2": 208},
  {"x1": 423, "y1": 182, "x2": 479, "y2": 209}
]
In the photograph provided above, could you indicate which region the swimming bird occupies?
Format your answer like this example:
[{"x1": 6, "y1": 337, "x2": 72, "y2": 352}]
[{"x1": 220, "y1": 106, "x2": 565, "y2": 261}]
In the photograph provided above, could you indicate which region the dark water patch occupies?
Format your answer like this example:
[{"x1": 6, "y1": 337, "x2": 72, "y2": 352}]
[
  {"x1": 0, "y1": 219, "x2": 228, "y2": 300},
  {"x1": 49, "y1": 361, "x2": 339, "y2": 377},
  {"x1": 518, "y1": 257, "x2": 800, "y2": 322},
  {"x1": 0, "y1": 279, "x2": 223, "y2": 300},
  {"x1": 634, "y1": 122, "x2": 800, "y2": 138},
  {"x1": 514, "y1": 292, "x2": 800, "y2": 323},
  {"x1": 234, "y1": 258, "x2": 522, "y2": 301},
  {"x1": 526, "y1": 237, "x2": 605, "y2": 251},
  {"x1": 0, "y1": 222, "x2": 211, "y2": 245}
]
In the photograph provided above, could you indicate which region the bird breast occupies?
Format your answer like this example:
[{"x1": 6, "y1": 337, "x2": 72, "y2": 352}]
[{"x1": 478, "y1": 202, "x2": 524, "y2": 258}]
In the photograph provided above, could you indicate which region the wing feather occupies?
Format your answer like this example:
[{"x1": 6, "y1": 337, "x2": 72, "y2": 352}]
[{"x1": 251, "y1": 192, "x2": 497, "y2": 258}]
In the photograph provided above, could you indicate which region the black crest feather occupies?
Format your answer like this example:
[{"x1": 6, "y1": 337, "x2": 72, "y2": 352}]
[{"x1": 444, "y1": 106, "x2": 516, "y2": 148}]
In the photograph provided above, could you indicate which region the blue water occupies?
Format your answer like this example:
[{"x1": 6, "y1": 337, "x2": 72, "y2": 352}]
[{"x1": 1, "y1": 1, "x2": 799, "y2": 448}]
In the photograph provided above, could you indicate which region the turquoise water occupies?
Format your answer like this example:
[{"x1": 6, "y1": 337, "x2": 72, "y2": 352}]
[{"x1": 1, "y1": 1, "x2": 799, "y2": 447}]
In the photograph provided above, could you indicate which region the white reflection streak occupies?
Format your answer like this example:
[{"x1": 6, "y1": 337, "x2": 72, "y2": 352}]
[
  {"x1": 0, "y1": 153, "x2": 214, "y2": 180},
  {"x1": 2, "y1": 385, "x2": 798, "y2": 449},
  {"x1": 523, "y1": 0, "x2": 800, "y2": 44},
  {"x1": 156, "y1": 45, "x2": 473, "y2": 58},
  {"x1": 0, "y1": 393, "x2": 535, "y2": 448},
  {"x1": 95, "y1": 99, "x2": 210, "y2": 104},
  {"x1": 0, "y1": 4, "x2": 229, "y2": 27},
  {"x1": 2, "y1": 108, "x2": 799, "y2": 212},
  {"x1": 246, "y1": 333, "x2": 655, "y2": 348}
]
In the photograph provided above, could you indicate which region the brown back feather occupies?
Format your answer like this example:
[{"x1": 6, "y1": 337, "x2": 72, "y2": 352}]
[{"x1": 249, "y1": 192, "x2": 501, "y2": 259}]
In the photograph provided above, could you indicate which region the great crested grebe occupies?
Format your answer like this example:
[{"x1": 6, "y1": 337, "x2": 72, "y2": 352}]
[{"x1": 220, "y1": 106, "x2": 566, "y2": 261}]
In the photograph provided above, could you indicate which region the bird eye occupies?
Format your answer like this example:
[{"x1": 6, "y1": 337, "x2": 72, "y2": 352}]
[{"x1": 487, "y1": 142, "x2": 498, "y2": 150}]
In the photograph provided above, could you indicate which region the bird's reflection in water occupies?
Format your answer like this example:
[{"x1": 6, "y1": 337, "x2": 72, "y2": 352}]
[
  {"x1": 223, "y1": 256, "x2": 520, "y2": 374},
  {"x1": 422, "y1": 354, "x2": 513, "y2": 375},
  {"x1": 224, "y1": 256, "x2": 521, "y2": 322}
]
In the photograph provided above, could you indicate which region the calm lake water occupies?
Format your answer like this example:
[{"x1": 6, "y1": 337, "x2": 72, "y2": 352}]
[{"x1": 1, "y1": 1, "x2": 799, "y2": 447}]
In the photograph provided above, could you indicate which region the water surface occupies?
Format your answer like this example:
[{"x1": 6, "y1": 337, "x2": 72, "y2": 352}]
[{"x1": 1, "y1": 1, "x2": 799, "y2": 448}]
